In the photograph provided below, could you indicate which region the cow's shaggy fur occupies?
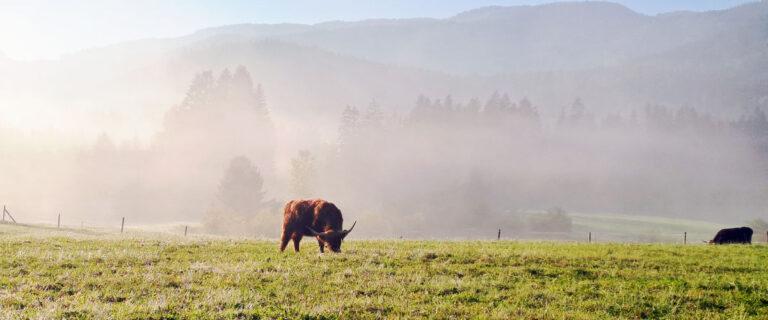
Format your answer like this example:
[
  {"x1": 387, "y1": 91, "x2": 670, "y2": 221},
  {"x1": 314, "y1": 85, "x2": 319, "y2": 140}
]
[{"x1": 280, "y1": 199, "x2": 353, "y2": 252}]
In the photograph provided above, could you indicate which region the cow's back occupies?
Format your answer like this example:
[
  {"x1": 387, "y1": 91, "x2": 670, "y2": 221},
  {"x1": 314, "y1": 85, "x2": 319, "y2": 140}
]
[
  {"x1": 283, "y1": 199, "x2": 314, "y2": 230},
  {"x1": 713, "y1": 227, "x2": 752, "y2": 244},
  {"x1": 282, "y1": 198, "x2": 345, "y2": 235}
]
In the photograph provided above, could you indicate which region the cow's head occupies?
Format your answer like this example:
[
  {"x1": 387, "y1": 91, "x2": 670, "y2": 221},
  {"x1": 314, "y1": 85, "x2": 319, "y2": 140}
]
[{"x1": 307, "y1": 221, "x2": 356, "y2": 252}]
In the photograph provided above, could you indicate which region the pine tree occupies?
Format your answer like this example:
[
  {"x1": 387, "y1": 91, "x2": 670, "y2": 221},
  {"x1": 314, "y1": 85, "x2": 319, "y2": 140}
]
[
  {"x1": 225, "y1": 66, "x2": 254, "y2": 111},
  {"x1": 517, "y1": 98, "x2": 536, "y2": 119},
  {"x1": 483, "y1": 91, "x2": 502, "y2": 117},
  {"x1": 254, "y1": 84, "x2": 267, "y2": 113},
  {"x1": 338, "y1": 105, "x2": 360, "y2": 151},
  {"x1": 93, "y1": 132, "x2": 116, "y2": 153},
  {"x1": 363, "y1": 99, "x2": 384, "y2": 130},
  {"x1": 216, "y1": 156, "x2": 266, "y2": 215},
  {"x1": 180, "y1": 71, "x2": 214, "y2": 110},
  {"x1": 411, "y1": 95, "x2": 433, "y2": 122}
]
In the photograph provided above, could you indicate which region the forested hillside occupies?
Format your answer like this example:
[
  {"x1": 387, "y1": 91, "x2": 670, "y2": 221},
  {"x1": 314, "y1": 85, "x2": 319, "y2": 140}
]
[{"x1": 0, "y1": 2, "x2": 766, "y2": 233}]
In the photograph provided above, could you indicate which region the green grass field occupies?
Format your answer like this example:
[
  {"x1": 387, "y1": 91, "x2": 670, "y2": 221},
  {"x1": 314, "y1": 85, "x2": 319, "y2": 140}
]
[{"x1": 1, "y1": 223, "x2": 767, "y2": 319}]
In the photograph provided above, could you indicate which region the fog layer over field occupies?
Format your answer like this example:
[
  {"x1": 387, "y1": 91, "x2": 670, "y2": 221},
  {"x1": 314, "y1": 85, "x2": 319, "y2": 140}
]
[{"x1": 0, "y1": 2, "x2": 766, "y2": 238}]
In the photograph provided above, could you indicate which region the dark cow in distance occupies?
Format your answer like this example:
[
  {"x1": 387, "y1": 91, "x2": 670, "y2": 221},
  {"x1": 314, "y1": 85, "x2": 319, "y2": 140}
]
[
  {"x1": 280, "y1": 199, "x2": 356, "y2": 253},
  {"x1": 709, "y1": 227, "x2": 753, "y2": 244}
]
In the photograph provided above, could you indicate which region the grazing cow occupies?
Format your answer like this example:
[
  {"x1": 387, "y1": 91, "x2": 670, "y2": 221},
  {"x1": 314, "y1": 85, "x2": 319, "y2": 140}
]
[
  {"x1": 280, "y1": 199, "x2": 356, "y2": 253},
  {"x1": 709, "y1": 227, "x2": 753, "y2": 244}
]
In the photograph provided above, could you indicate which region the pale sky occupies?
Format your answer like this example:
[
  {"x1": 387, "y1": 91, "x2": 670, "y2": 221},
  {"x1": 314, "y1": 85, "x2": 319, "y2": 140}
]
[{"x1": 0, "y1": 0, "x2": 757, "y2": 60}]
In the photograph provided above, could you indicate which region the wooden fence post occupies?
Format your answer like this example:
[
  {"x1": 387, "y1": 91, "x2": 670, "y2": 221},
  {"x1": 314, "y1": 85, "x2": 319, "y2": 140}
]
[
  {"x1": 3, "y1": 206, "x2": 17, "y2": 224},
  {"x1": 184, "y1": 226, "x2": 188, "y2": 237},
  {"x1": 121, "y1": 217, "x2": 125, "y2": 233},
  {"x1": 497, "y1": 229, "x2": 501, "y2": 240},
  {"x1": 57, "y1": 213, "x2": 61, "y2": 229},
  {"x1": 588, "y1": 232, "x2": 592, "y2": 243},
  {"x1": 684, "y1": 232, "x2": 687, "y2": 244}
]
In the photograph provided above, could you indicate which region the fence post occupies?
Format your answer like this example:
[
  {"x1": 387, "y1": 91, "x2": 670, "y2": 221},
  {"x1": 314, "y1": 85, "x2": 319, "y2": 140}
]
[
  {"x1": 57, "y1": 213, "x2": 61, "y2": 229},
  {"x1": 684, "y1": 232, "x2": 687, "y2": 244},
  {"x1": 765, "y1": 231, "x2": 767, "y2": 243},
  {"x1": 589, "y1": 232, "x2": 592, "y2": 243},
  {"x1": 121, "y1": 217, "x2": 125, "y2": 233},
  {"x1": 184, "y1": 226, "x2": 188, "y2": 237},
  {"x1": 3, "y1": 206, "x2": 16, "y2": 224},
  {"x1": 497, "y1": 229, "x2": 501, "y2": 240}
]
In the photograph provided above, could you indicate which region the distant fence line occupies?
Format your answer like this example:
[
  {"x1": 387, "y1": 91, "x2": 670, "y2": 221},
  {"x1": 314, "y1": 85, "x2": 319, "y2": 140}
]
[
  {"x1": 495, "y1": 228, "x2": 768, "y2": 244},
  {"x1": 2, "y1": 206, "x2": 766, "y2": 243}
]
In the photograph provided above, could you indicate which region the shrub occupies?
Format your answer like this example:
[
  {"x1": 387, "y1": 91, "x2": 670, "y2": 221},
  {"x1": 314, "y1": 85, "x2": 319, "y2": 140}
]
[{"x1": 526, "y1": 208, "x2": 573, "y2": 232}]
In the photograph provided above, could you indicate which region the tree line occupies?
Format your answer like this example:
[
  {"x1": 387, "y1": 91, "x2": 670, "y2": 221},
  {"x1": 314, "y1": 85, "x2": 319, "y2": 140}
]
[{"x1": 68, "y1": 67, "x2": 768, "y2": 237}]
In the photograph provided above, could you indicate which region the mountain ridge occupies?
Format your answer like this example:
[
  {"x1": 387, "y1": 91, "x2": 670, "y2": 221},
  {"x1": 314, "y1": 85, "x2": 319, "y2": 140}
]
[{"x1": 0, "y1": 1, "x2": 765, "y2": 141}]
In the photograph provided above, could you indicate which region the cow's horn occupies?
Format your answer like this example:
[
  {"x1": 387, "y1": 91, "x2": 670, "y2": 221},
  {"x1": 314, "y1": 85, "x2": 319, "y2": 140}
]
[
  {"x1": 342, "y1": 221, "x2": 357, "y2": 235},
  {"x1": 306, "y1": 226, "x2": 323, "y2": 236}
]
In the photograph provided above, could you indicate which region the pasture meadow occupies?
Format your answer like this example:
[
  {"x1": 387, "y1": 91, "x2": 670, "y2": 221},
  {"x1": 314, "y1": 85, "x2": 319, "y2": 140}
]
[{"x1": 0, "y1": 224, "x2": 767, "y2": 319}]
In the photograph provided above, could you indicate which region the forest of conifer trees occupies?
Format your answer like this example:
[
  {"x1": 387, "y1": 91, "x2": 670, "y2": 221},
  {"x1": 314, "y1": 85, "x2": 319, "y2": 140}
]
[{"x1": 2, "y1": 65, "x2": 767, "y2": 237}]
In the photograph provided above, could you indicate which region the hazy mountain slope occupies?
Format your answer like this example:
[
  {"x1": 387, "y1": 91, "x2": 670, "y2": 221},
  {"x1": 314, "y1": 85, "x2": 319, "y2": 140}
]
[
  {"x1": 196, "y1": 2, "x2": 651, "y2": 74},
  {"x1": 195, "y1": 2, "x2": 768, "y2": 76},
  {"x1": 177, "y1": 1, "x2": 768, "y2": 115},
  {"x1": 288, "y1": 2, "x2": 650, "y2": 74},
  {"x1": 0, "y1": 1, "x2": 766, "y2": 143}
]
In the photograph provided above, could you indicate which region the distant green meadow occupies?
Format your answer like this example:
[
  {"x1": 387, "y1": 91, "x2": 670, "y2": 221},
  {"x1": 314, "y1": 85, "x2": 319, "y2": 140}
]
[{"x1": 0, "y1": 224, "x2": 766, "y2": 319}]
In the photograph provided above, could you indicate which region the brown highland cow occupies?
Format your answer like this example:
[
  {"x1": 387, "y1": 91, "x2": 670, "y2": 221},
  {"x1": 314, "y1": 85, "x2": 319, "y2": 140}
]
[{"x1": 280, "y1": 199, "x2": 356, "y2": 253}]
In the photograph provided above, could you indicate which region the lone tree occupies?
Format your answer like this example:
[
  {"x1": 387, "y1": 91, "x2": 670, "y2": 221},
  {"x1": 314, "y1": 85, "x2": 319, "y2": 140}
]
[
  {"x1": 204, "y1": 155, "x2": 279, "y2": 237},
  {"x1": 217, "y1": 156, "x2": 266, "y2": 215}
]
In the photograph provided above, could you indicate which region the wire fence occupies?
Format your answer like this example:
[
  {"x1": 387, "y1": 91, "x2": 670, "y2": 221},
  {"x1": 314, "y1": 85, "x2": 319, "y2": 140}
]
[
  {"x1": 494, "y1": 230, "x2": 768, "y2": 244},
  {"x1": 2, "y1": 204, "x2": 766, "y2": 244}
]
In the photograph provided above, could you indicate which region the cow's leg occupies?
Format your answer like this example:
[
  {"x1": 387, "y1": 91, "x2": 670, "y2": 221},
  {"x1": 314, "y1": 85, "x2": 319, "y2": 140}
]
[
  {"x1": 317, "y1": 239, "x2": 325, "y2": 253},
  {"x1": 279, "y1": 230, "x2": 291, "y2": 252},
  {"x1": 292, "y1": 233, "x2": 302, "y2": 252}
]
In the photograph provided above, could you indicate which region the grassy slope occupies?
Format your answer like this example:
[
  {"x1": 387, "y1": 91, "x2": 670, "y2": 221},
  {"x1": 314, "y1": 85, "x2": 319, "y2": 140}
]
[{"x1": 1, "y1": 224, "x2": 767, "y2": 319}]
